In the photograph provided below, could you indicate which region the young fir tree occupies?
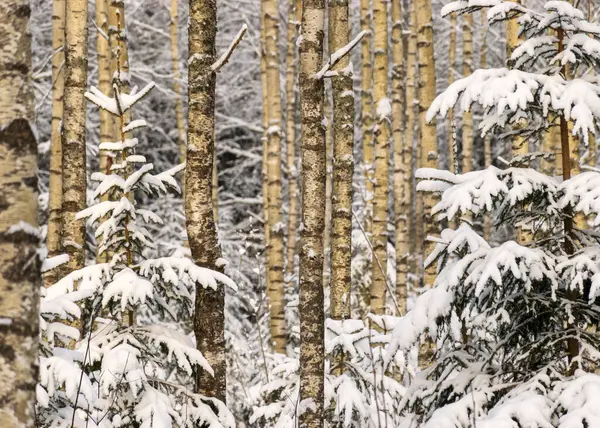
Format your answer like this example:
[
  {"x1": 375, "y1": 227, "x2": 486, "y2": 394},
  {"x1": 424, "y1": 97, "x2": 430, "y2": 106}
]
[
  {"x1": 384, "y1": 1, "x2": 600, "y2": 425},
  {"x1": 37, "y1": 76, "x2": 236, "y2": 427}
]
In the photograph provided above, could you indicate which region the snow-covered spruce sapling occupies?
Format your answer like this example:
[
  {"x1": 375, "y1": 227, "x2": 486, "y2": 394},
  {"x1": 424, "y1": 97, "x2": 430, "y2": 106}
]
[
  {"x1": 382, "y1": 2, "x2": 600, "y2": 426},
  {"x1": 250, "y1": 316, "x2": 406, "y2": 427},
  {"x1": 37, "y1": 78, "x2": 237, "y2": 427}
]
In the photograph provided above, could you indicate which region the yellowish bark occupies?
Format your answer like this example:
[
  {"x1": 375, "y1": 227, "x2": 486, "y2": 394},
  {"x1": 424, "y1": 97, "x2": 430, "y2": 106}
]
[
  {"x1": 461, "y1": 13, "x2": 474, "y2": 174},
  {"x1": 481, "y1": 10, "x2": 493, "y2": 241},
  {"x1": 46, "y1": 0, "x2": 65, "y2": 286},
  {"x1": 506, "y1": 0, "x2": 531, "y2": 244},
  {"x1": 96, "y1": 0, "x2": 112, "y2": 264},
  {"x1": 262, "y1": 0, "x2": 286, "y2": 354},
  {"x1": 405, "y1": 1, "x2": 417, "y2": 269},
  {"x1": 329, "y1": 0, "x2": 354, "y2": 321},
  {"x1": 416, "y1": 0, "x2": 438, "y2": 286},
  {"x1": 416, "y1": 0, "x2": 439, "y2": 367},
  {"x1": 370, "y1": 0, "x2": 390, "y2": 316},
  {"x1": 260, "y1": 10, "x2": 271, "y2": 294},
  {"x1": 285, "y1": 0, "x2": 301, "y2": 283},
  {"x1": 188, "y1": 0, "x2": 226, "y2": 401},
  {"x1": 170, "y1": 0, "x2": 186, "y2": 163},
  {"x1": 447, "y1": 12, "x2": 457, "y2": 172},
  {"x1": 108, "y1": 1, "x2": 130, "y2": 90},
  {"x1": 62, "y1": 0, "x2": 88, "y2": 274},
  {"x1": 392, "y1": 0, "x2": 407, "y2": 316},
  {"x1": 0, "y1": 3, "x2": 40, "y2": 426},
  {"x1": 298, "y1": 0, "x2": 326, "y2": 424},
  {"x1": 323, "y1": 93, "x2": 333, "y2": 289},
  {"x1": 360, "y1": 0, "x2": 374, "y2": 235}
]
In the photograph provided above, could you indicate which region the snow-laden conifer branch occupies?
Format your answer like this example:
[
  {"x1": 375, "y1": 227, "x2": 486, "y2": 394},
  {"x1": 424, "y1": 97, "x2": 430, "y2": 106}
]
[
  {"x1": 39, "y1": 73, "x2": 236, "y2": 426},
  {"x1": 314, "y1": 30, "x2": 367, "y2": 79},
  {"x1": 211, "y1": 24, "x2": 248, "y2": 72}
]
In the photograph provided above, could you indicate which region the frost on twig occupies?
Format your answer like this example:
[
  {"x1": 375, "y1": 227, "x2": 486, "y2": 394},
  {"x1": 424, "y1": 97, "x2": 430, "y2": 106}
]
[
  {"x1": 211, "y1": 24, "x2": 248, "y2": 72},
  {"x1": 314, "y1": 30, "x2": 368, "y2": 79}
]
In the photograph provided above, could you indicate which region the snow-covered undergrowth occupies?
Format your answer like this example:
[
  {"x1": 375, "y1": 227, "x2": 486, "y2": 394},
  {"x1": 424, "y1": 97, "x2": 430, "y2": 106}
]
[
  {"x1": 383, "y1": 2, "x2": 600, "y2": 427},
  {"x1": 37, "y1": 78, "x2": 236, "y2": 427}
]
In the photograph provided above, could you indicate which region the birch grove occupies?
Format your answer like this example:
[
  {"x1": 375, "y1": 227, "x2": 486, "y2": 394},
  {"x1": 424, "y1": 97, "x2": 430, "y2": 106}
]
[{"x1": 2, "y1": 0, "x2": 600, "y2": 426}]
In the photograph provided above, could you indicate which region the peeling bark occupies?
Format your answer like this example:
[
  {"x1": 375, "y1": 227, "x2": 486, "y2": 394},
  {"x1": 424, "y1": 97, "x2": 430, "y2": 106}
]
[
  {"x1": 298, "y1": 0, "x2": 326, "y2": 424},
  {"x1": 61, "y1": 0, "x2": 88, "y2": 274},
  {"x1": 329, "y1": 0, "x2": 354, "y2": 321},
  {"x1": 187, "y1": 0, "x2": 226, "y2": 401},
  {"x1": 0, "y1": 1, "x2": 40, "y2": 425},
  {"x1": 392, "y1": 0, "x2": 407, "y2": 316}
]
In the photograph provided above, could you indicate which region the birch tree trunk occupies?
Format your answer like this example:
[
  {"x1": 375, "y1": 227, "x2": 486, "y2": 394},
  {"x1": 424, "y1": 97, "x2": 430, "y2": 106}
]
[
  {"x1": 46, "y1": 0, "x2": 65, "y2": 286},
  {"x1": 370, "y1": 0, "x2": 390, "y2": 315},
  {"x1": 360, "y1": 0, "x2": 374, "y2": 235},
  {"x1": 285, "y1": 0, "x2": 301, "y2": 285},
  {"x1": 391, "y1": 0, "x2": 407, "y2": 316},
  {"x1": 260, "y1": 12, "x2": 271, "y2": 294},
  {"x1": 329, "y1": 0, "x2": 354, "y2": 321},
  {"x1": 170, "y1": 0, "x2": 186, "y2": 163},
  {"x1": 187, "y1": 0, "x2": 226, "y2": 401},
  {"x1": 96, "y1": 0, "x2": 112, "y2": 263},
  {"x1": 405, "y1": 0, "x2": 417, "y2": 279},
  {"x1": 506, "y1": 0, "x2": 528, "y2": 160},
  {"x1": 481, "y1": 10, "x2": 493, "y2": 241},
  {"x1": 262, "y1": 0, "x2": 286, "y2": 354},
  {"x1": 0, "y1": 1, "x2": 40, "y2": 425},
  {"x1": 447, "y1": 12, "x2": 457, "y2": 172},
  {"x1": 323, "y1": 93, "x2": 333, "y2": 289},
  {"x1": 416, "y1": 0, "x2": 438, "y2": 287},
  {"x1": 461, "y1": 12, "x2": 473, "y2": 174},
  {"x1": 298, "y1": 0, "x2": 326, "y2": 424},
  {"x1": 416, "y1": 0, "x2": 438, "y2": 367},
  {"x1": 506, "y1": 0, "x2": 531, "y2": 244},
  {"x1": 61, "y1": 0, "x2": 88, "y2": 274}
]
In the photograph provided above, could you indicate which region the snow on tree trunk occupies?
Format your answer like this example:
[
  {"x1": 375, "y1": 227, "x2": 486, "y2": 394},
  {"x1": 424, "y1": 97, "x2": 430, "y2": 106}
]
[
  {"x1": 285, "y1": 0, "x2": 301, "y2": 292},
  {"x1": 416, "y1": 0, "x2": 438, "y2": 367},
  {"x1": 61, "y1": 0, "x2": 88, "y2": 275},
  {"x1": 391, "y1": 0, "x2": 407, "y2": 316},
  {"x1": 187, "y1": 0, "x2": 226, "y2": 401},
  {"x1": 405, "y1": 0, "x2": 418, "y2": 287},
  {"x1": 359, "y1": 0, "x2": 374, "y2": 238},
  {"x1": 0, "y1": 1, "x2": 40, "y2": 425},
  {"x1": 298, "y1": 0, "x2": 326, "y2": 424},
  {"x1": 329, "y1": 0, "x2": 354, "y2": 322},
  {"x1": 46, "y1": 0, "x2": 65, "y2": 287},
  {"x1": 461, "y1": 12, "x2": 474, "y2": 174},
  {"x1": 370, "y1": 0, "x2": 390, "y2": 316},
  {"x1": 96, "y1": 0, "x2": 112, "y2": 264},
  {"x1": 260, "y1": 13, "x2": 271, "y2": 297},
  {"x1": 262, "y1": 0, "x2": 286, "y2": 355},
  {"x1": 447, "y1": 11, "x2": 457, "y2": 173}
]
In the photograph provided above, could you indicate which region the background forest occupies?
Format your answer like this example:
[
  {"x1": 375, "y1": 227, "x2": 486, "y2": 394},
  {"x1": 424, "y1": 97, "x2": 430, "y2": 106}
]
[{"x1": 3, "y1": 0, "x2": 600, "y2": 426}]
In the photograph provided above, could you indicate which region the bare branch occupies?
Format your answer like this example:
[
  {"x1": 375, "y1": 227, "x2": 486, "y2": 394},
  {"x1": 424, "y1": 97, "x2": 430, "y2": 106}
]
[
  {"x1": 211, "y1": 24, "x2": 248, "y2": 72},
  {"x1": 314, "y1": 30, "x2": 368, "y2": 79}
]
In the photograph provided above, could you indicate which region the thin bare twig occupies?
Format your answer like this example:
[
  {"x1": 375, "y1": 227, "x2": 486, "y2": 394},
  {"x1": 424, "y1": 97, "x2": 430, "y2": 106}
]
[
  {"x1": 314, "y1": 30, "x2": 368, "y2": 79},
  {"x1": 212, "y1": 24, "x2": 248, "y2": 72}
]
